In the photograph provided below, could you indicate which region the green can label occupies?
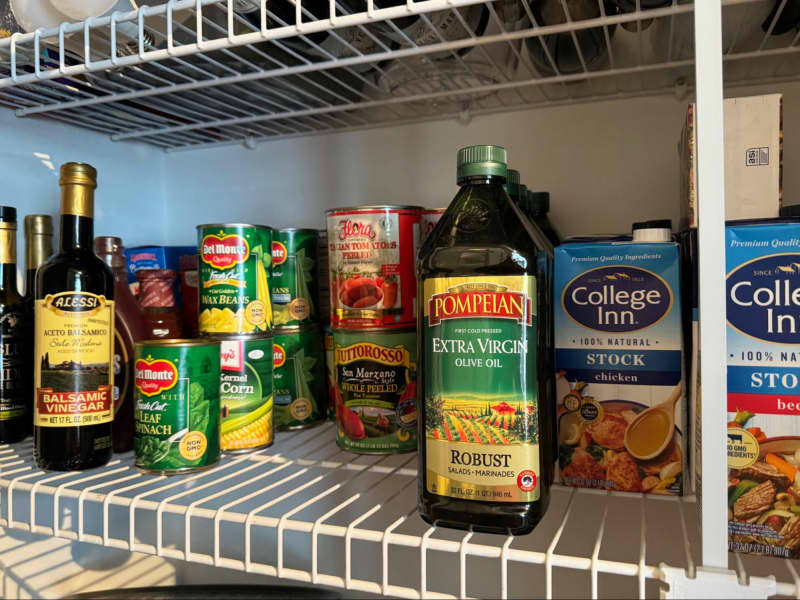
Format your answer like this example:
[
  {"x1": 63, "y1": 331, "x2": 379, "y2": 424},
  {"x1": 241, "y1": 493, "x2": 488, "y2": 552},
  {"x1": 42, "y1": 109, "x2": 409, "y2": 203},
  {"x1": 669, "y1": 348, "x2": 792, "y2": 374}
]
[
  {"x1": 423, "y1": 276, "x2": 540, "y2": 502},
  {"x1": 273, "y1": 328, "x2": 325, "y2": 429},
  {"x1": 198, "y1": 224, "x2": 272, "y2": 335},
  {"x1": 134, "y1": 342, "x2": 220, "y2": 472},
  {"x1": 270, "y1": 229, "x2": 319, "y2": 327},
  {"x1": 220, "y1": 337, "x2": 273, "y2": 451},
  {"x1": 333, "y1": 329, "x2": 417, "y2": 453}
]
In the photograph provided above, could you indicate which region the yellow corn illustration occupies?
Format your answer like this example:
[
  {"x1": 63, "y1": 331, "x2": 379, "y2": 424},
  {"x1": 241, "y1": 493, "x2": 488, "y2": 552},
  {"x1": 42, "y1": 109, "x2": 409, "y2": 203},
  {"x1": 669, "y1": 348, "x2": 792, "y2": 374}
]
[{"x1": 221, "y1": 412, "x2": 272, "y2": 450}]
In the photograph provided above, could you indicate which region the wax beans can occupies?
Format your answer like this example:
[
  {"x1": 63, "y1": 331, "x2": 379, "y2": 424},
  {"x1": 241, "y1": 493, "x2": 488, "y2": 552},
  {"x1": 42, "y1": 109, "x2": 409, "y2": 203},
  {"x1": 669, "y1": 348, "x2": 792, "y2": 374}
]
[
  {"x1": 134, "y1": 339, "x2": 220, "y2": 474},
  {"x1": 324, "y1": 326, "x2": 336, "y2": 421},
  {"x1": 270, "y1": 228, "x2": 319, "y2": 327},
  {"x1": 197, "y1": 223, "x2": 272, "y2": 335},
  {"x1": 219, "y1": 336, "x2": 274, "y2": 452},
  {"x1": 273, "y1": 326, "x2": 325, "y2": 429},
  {"x1": 420, "y1": 208, "x2": 446, "y2": 243},
  {"x1": 326, "y1": 205, "x2": 421, "y2": 329},
  {"x1": 333, "y1": 328, "x2": 417, "y2": 454}
]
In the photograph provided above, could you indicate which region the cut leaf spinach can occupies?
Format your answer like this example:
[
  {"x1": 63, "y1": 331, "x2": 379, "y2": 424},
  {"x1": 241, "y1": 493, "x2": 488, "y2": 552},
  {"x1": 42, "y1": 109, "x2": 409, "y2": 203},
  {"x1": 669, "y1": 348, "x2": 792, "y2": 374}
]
[
  {"x1": 270, "y1": 228, "x2": 319, "y2": 327},
  {"x1": 134, "y1": 339, "x2": 221, "y2": 474},
  {"x1": 219, "y1": 336, "x2": 274, "y2": 452},
  {"x1": 273, "y1": 326, "x2": 325, "y2": 430}
]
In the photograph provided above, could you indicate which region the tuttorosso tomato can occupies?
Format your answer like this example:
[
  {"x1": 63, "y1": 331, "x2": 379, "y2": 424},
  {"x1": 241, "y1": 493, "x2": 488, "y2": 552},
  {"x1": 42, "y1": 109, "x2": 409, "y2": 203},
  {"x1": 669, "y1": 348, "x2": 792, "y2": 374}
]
[
  {"x1": 333, "y1": 327, "x2": 417, "y2": 454},
  {"x1": 420, "y1": 208, "x2": 446, "y2": 243},
  {"x1": 326, "y1": 205, "x2": 422, "y2": 329}
]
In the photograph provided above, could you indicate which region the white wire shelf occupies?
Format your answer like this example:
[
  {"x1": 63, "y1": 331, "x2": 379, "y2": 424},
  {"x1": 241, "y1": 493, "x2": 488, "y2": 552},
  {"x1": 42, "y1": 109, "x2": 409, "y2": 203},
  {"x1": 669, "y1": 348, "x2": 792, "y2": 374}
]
[
  {"x1": 0, "y1": 423, "x2": 792, "y2": 599},
  {"x1": 0, "y1": 0, "x2": 798, "y2": 151}
]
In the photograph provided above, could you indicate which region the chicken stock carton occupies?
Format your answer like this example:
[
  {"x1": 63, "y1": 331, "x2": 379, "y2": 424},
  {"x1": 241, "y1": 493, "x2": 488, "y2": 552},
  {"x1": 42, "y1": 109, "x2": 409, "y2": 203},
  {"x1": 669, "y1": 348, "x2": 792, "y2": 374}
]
[
  {"x1": 555, "y1": 241, "x2": 686, "y2": 495},
  {"x1": 726, "y1": 221, "x2": 800, "y2": 557}
]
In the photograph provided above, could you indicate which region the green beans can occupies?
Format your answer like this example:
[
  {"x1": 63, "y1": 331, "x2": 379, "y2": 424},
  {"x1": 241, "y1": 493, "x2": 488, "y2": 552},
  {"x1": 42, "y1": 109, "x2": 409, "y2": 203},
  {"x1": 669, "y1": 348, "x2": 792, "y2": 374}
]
[
  {"x1": 270, "y1": 228, "x2": 319, "y2": 328},
  {"x1": 273, "y1": 326, "x2": 325, "y2": 429},
  {"x1": 134, "y1": 339, "x2": 221, "y2": 474},
  {"x1": 197, "y1": 223, "x2": 272, "y2": 335},
  {"x1": 333, "y1": 328, "x2": 417, "y2": 454},
  {"x1": 219, "y1": 336, "x2": 274, "y2": 452}
]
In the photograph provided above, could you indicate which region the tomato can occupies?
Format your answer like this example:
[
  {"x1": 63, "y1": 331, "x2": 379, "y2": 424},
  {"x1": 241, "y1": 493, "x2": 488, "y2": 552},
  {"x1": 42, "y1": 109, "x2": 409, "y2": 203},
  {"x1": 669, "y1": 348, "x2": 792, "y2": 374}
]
[
  {"x1": 270, "y1": 228, "x2": 319, "y2": 327},
  {"x1": 324, "y1": 326, "x2": 335, "y2": 421},
  {"x1": 333, "y1": 327, "x2": 417, "y2": 454},
  {"x1": 326, "y1": 205, "x2": 422, "y2": 329},
  {"x1": 273, "y1": 326, "x2": 326, "y2": 430},
  {"x1": 197, "y1": 223, "x2": 272, "y2": 335},
  {"x1": 420, "y1": 208, "x2": 446, "y2": 243},
  {"x1": 134, "y1": 339, "x2": 221, "y2": 475},
  {"x1": 219, "y1": 335, "x2": 274, "y2": 453}
]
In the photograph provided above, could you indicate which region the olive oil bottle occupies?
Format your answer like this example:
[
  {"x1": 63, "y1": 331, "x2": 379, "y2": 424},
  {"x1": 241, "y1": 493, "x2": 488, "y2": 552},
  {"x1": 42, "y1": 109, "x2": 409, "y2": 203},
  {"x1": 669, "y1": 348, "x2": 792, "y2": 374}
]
[
  {"x1": 417, "y1": 145, "x2": 553, "y2": 534},
  {"x1": 34, "y1": 163, "x2": 114, "y2": 471}
]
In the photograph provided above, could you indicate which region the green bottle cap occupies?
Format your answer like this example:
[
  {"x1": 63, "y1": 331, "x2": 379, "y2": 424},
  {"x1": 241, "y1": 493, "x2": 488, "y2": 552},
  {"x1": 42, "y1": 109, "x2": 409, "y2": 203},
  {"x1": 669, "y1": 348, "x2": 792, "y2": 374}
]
[
  {"x1": 505, "y1": 168, "x2": 520, "y2": 198},
  {"x1": 457, "y1": 145, "x2": 507, "y2": 181}
]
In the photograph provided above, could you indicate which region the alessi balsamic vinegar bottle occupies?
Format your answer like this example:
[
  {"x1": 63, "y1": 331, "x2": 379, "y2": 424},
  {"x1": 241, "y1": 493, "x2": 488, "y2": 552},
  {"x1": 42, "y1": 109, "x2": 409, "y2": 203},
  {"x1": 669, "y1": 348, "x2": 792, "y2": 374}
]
[
  {"x1": 417, "y1": 145, "x2": 553, "y2": 534},
  {"x1": 34, "y1": 163, "x2": 114, "y2": 470}
]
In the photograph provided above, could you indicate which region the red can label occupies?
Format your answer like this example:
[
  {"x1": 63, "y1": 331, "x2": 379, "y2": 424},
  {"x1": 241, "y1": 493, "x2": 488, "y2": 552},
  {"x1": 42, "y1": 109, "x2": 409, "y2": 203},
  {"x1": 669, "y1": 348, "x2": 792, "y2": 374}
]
[
  {"x1": 420, "y1": 209, "x2": 445, "y2": 243},
  {"x1": 327, "y1": 207, "x2": 421, "y2": 329}
]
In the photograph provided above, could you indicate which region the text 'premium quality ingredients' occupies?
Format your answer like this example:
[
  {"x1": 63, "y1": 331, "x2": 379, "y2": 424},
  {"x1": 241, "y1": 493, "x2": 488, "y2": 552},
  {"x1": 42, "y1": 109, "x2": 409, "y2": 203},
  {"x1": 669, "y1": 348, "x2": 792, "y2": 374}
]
[
  {"x1": 198, "y1": 224, "x2": 272, "y2": 335},
  {"x1": 333, "y1": 328, "x2": 417, "y2": 453},
  {"x1": 270, "y1": 228, "x2": 319, "y2": 327},
  {"x1": 327, "y1": 205, "x2": 421, "y2": 329},
  {"x1": 134, "y1": 339, "x2": 220, "y2": 474},
  {"x1": 273, "y1": 326, "x2": 325, "y2": 429}
]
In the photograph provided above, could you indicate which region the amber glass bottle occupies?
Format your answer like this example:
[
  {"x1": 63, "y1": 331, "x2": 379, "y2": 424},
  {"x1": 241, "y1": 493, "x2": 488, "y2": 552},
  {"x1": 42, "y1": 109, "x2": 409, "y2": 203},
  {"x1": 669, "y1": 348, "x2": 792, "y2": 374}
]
[
  {"x1": 137, "y1": 269, "x2": 184, "y2": 339},
  {"x1": 34, "y1": 163, "x2": 114, "y2": 471},
  {"x1": 95, "y1": 237, "x2": 147, "y2": 453},
  {"x1": 417, "y1": 145, "x2": 553, "y2": 534}
]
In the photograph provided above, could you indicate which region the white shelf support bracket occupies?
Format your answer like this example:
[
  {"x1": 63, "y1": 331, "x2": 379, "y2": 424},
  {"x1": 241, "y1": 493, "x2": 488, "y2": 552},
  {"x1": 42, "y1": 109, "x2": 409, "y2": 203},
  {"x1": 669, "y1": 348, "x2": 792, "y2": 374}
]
[
  {"x1": 694, "y1": 0, "x2": 729, "y2": 571},
  {"x1": 659, "y1": 566, "x2": 776, "y2": 599}
]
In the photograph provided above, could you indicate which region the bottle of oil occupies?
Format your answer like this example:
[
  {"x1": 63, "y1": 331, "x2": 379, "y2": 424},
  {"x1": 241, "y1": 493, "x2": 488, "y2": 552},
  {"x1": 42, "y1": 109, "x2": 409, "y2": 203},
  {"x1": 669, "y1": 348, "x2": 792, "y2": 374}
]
[
  {"x1": 34, "y1": 163, "x2": 114, "y2": 470},
  {"x1": 417, "y1": 145, "x2": 553, "y2": 534}
]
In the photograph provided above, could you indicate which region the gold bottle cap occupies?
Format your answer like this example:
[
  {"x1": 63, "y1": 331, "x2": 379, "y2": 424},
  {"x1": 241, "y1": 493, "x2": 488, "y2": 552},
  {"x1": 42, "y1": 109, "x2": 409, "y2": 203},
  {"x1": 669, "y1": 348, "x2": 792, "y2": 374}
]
[
  {"x1": 24, "y1": 214, "x2": 53, "y2": 236},
  {"x1": 59, "y1": 162, "x2": 97, "y2": 188}
]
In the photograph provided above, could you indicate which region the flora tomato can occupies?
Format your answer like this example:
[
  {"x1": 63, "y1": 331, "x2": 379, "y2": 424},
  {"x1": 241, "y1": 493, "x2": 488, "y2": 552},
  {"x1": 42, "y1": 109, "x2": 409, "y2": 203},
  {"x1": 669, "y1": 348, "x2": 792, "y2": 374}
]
[
  {"x1": 333, "y1": 328, "x2": 417, "y2": 453},
  {"x1": 420, "y1": 208, "x2": 446, "y2": 243},
  {"x1": 326, "y1": 205, "x2": 422, "y2": 329}
]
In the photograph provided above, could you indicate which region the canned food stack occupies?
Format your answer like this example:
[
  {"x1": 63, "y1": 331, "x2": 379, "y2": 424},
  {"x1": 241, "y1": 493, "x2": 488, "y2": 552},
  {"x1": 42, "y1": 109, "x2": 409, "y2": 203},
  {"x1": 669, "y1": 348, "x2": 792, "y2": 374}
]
[
  {"x1": 326, "y1": 206, "x2": 421, "y2": 454},
  {"x1": 270, "y1": 229, "x2": 326, "y2": 431}
]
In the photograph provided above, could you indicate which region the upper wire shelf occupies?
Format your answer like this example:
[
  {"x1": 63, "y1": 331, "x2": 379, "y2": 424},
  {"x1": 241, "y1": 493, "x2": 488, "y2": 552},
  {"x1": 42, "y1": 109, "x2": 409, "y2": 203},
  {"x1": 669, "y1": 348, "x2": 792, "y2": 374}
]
[{"x1": 0, "y1": 0, "x2": 797, "y2": 151}]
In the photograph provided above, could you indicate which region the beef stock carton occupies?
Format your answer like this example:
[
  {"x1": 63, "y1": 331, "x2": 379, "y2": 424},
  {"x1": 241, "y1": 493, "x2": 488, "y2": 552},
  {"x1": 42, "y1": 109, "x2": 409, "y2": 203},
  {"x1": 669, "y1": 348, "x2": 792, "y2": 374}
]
[
  {"x1": 555, "y1": 241, "x2": 686, "y2": 495},
  {"x1": 726, "y1": 221, "x2": 800, "y2": 558}
]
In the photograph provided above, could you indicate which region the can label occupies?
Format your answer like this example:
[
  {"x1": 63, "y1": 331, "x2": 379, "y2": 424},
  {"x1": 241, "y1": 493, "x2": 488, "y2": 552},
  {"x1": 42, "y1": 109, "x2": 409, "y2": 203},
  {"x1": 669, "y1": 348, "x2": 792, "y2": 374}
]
[
  {"x1": 270, "y1": 230, "x2": 319, "y2": 327},
  {"x1": 273, "y1": 328, "x2": 325, "y2": 429},
  {"x1": 220, "y1": 338, "x2": 274, "y2": 451},
  {"x1": 134, "y1": 343, "x2": 220, "y2": 471},
  {"x1": 423, "y1": 276, "x2": 540, "y2": 502},
  {"x1": 198, "y1": 225, "x2": 272, "y2": 334},
  {"x1": 324, "y1": 327, "x2": 335, "y2": 420},
  {"x1": 334, "y1": 330, "x2": 417, "y2": 453},
  {"x1": 34, "y1": 292, "x2": 114, "y2": 428},
  {"x1": 327, "y1": 207, "x2": 420, "y2": 329}
]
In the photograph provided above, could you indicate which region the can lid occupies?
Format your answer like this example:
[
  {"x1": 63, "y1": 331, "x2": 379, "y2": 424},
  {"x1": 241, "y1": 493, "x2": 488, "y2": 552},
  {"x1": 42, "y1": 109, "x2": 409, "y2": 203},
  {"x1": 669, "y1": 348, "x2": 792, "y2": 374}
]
[
  {"x1": 632, "y1": 219, "x2": 673, "y2": 243},
  {"x1": 528, "y1": 191, "x2": 550, "y2": 215},
  {"x1": 632, "y1": 219, "x2": 672, "y2": 231},
  {"x1": 456, "y1": 145, "x2": 507, "y2": 181},
  {"x1": 197, "y1": 223, "x2": 271, "y2": 231},
  {"x1": 135, "y1": 338, "x2": 220, "y2": 347},
  {"x1": 0, "y1": 206, "x2": 17, "y2": 225},
  {"x1": 94, "y1": 236, "x2": 125, "y2": 268},
  {"x1": 24, "y1": 214, "x2": 53, "y2": 236},
  {"x1": 59, "y1": 162, "x2": 97, "y2": 188}
]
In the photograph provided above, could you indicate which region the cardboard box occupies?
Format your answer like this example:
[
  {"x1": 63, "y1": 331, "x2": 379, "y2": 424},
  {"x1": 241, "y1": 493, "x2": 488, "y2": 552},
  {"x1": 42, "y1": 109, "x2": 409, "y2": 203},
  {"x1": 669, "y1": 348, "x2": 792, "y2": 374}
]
[
  {"x1": 680, "y1": 94, "x2": 782, "y2": 228},
  {"x1": 123, "y1": 245, "x2": 196, "y2": 296}
]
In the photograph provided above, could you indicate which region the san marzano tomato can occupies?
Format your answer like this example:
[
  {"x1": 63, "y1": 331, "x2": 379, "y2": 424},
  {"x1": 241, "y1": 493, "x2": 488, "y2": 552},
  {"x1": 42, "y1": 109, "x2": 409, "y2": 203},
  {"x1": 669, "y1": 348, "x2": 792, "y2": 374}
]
[
  {"x1": 333, "y1": 327, "x2": 417, "y2": 454},
  {"x1": 326, "y1": 205, "x2": 421, "y2": 329}
]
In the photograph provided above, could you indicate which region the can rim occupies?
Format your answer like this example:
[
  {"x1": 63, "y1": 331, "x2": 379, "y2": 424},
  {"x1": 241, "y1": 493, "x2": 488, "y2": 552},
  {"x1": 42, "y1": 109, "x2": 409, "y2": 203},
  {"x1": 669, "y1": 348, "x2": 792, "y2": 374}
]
[
  {"x1": 135, "y1": 338, "x2": 220, "y2": 347},
  {"x1": 197, "y1": 223, "x2": 272, "y2": 230},
  {"x1": 274, "y1": 227, "x2": 319, "y2": 234},
  {"x1": 273, "y1": 324, "x2": 322, "y2": 334},
  {"x1": 208, "y1": 334, "x2": 274, "y2": 341},
  {"x1": 331, "y1": 326, "x2": 416, "y2": 334},
  {"x1": 325, "y1": 205, "x2": 424, "y2": 214},
  {"x1": 422, "y1": 208, "x2": 447, "y2": 214}
]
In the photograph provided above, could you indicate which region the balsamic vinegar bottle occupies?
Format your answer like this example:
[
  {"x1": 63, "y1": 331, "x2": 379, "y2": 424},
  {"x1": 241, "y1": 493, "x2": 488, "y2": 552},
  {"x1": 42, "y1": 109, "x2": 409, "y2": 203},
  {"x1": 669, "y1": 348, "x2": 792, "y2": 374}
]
[
  {"x1": 0, "y1": 207, "x2": 33, "y2": 443},
  {"x1": 417, "y1": 145, "x2": 553, "y2": 534},
  {"x1": 34, "y1": 163, "x2": 114, "y2": 470}
]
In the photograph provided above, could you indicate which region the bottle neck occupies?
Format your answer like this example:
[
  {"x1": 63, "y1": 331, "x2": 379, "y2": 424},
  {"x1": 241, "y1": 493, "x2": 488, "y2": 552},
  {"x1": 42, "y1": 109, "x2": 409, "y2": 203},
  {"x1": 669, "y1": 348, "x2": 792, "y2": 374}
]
[
  {"x1": 60, "y1": 183, "x2": 95, "y2": 252},
  {"x1": 26, "y1": 232, "x2": 53, "y2": 271},
  {"x1": 0, "y1": 227, "x2": 17, "y2": 292},
  {"x1": 458, "y1": 174, "x2": 507, "y2": 187}
]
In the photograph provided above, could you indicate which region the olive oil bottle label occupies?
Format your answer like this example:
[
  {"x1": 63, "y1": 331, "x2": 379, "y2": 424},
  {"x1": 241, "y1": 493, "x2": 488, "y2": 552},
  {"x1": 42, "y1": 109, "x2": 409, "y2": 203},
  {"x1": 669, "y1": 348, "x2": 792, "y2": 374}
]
[
  {"x1": 423, "y1": 276, "x2": 540, "y2": 502},
  {"x1": 34, "y1": 292, "x2": 115, "y2": 427}
]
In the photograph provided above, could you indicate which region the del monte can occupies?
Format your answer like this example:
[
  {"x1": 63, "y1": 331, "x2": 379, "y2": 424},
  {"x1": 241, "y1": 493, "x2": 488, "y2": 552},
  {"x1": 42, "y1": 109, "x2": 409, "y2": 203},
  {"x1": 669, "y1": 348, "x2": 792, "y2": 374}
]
[{"x1": 270, "y1": 228, "x2": 319, "y2": 327}]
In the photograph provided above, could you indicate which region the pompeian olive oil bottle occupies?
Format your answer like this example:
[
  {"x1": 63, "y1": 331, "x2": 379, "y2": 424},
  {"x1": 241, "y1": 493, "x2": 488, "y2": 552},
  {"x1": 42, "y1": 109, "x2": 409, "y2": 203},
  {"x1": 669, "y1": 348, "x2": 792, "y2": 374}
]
[
  {"x1": 418, "y1": 145, "x2": 553, "y2": 534},
  {"x1": 34, "y1": 163, "x2": 114, "y2": 471}
]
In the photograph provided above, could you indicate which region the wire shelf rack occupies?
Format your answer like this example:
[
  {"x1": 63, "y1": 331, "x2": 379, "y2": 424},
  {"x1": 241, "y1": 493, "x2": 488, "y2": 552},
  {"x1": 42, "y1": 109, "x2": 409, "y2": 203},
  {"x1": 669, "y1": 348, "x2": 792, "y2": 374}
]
[{"x1": 0, "y1": 0, "x2": 798, "y2": 151}]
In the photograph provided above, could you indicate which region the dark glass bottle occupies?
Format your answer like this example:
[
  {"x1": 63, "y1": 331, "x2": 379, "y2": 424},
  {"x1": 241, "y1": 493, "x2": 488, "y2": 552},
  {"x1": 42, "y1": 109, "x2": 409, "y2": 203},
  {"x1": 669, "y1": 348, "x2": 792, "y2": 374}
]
[
  {"x1": 0, "y1": 207, "x2": 32, "y2": 443},
  {"x1": 417, "y1": 145, "x2": 553, "y2": 535},
  {"x1": 34, "y1": 163, "x2": 114, "y2": 471},
  {"x1": 137, "y1": 269, "x2": 184, "y2": 339},
  {"x1": 95, "y1": 237, "x2": 147, "y2": 453},
  {"x1": 24, "y1": 215, "x2": 54, "y2": 302},
  {"x1": 526, "y1": 191, "x2": 561, "y2": 247}
]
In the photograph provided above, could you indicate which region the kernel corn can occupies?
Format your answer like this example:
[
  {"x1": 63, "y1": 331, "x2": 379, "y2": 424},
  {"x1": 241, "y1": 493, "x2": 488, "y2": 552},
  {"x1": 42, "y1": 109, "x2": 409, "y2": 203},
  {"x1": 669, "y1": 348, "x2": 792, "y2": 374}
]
[
  {"x1": 324, "y1": 326, "x2": 335, "y2": 421},
  {"x1": 197, "y1": 224, "x2": 272, "y2": 335},
  {"x1": 326, "y1": 205, "x2": 422, "y2": 329},
  {"x1": 219, "y1": 336, "x2": 273, "y2": 452},
  {"x1": 333, "y1": 328, "x2": 417, "y2": 454},
  {"x1": 134, "y1": 339, "x2": 220, "y2": 474},
  {"x1": 273, "y1": 326, "x2": 325, "y2": 430},
  {"x1": 270, "y1": 228, "x2": 319, "y2": 327}
]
